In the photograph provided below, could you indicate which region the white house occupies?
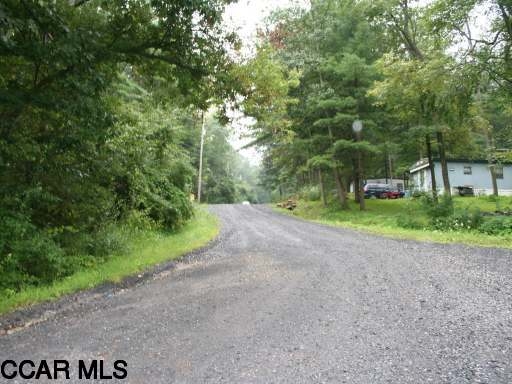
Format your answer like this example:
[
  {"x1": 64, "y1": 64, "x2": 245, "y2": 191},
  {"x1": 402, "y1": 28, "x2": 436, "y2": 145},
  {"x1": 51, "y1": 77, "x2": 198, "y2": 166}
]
[{"x1": 409, "y1": 158, "x2": 512, "y2": 196}]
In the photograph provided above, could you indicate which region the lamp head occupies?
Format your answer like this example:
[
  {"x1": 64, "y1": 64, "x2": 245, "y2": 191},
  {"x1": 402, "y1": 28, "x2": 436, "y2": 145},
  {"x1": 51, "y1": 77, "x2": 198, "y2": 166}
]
[{"x1": 352, "y1": 120, "x2": 363, "y2": 133}]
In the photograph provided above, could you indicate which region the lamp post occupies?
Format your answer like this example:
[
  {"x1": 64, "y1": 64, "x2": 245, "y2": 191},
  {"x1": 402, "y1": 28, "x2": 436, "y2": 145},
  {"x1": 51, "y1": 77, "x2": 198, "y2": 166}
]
[
  {"x1": 197, "y1": 111, "x2": 206, "y2": 203},
  {"x1": 352, "y1": 120, "x2": 365, "y2": 211}
]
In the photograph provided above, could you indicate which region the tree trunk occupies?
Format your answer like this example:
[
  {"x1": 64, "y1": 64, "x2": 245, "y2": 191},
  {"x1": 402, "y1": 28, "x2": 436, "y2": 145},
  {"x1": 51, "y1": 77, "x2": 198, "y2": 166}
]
[
  {"x1": 333, "y1": 167, "x2": 348, "y2": 209},
  {"x1": 318, "y1": 169, "x2": 327, "y2": 207},
  {"x1": 358, "y1": 150, "x2": 365, "y2": 211},
  {"x1": 486, "y1": 130, "x2": 499, "y2": 196},
  {"x1": 436, "y1": 131, "x2": 451, "y2": 197},
  {"x1": 327, "y1": 124, "x2": 348, "y2": 209},
  {"x1": 388, "y1": 153, "x2": 394, "y2": 187},
  {"x1": 490, "y1": 165, "x2": 499, "y2": 196},
  {"x1": 384, "y1": 153, "x2": 389, "y2": 184},
  {"x1": 353, "y1": 158, "x2": 360, "y2": 203},
  {"x1": 426, "y1": 134, "x2": 438, "y2": 202}
]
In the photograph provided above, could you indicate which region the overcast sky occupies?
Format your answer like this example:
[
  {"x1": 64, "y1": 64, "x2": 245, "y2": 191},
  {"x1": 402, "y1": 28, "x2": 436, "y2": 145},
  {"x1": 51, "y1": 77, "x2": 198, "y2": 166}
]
[
  {"x1": 223, "y1": 0, "x2": 308, "y2": 165},
  {"x1": 224, "y1": 0, "x2": 308, "y2": 56}
]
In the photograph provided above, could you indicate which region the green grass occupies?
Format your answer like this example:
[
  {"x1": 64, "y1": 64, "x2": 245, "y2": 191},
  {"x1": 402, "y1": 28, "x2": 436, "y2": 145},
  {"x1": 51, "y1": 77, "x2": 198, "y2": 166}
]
[
  {"x1": 0, "y1": 208, "x2": 219, "y2": 315},
  {"x1": 275, "y1": 196, "x2": 512, "y2": 248}
]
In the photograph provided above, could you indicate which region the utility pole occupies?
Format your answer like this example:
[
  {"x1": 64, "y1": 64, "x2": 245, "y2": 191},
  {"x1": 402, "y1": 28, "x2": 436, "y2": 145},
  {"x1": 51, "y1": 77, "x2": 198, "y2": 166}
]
[
  {"x1": 197, "y1": 112, "x2": 206, "y2": 203},
  {"x1": 352, "y1": 120, "x2": 365, "y2": 211}
]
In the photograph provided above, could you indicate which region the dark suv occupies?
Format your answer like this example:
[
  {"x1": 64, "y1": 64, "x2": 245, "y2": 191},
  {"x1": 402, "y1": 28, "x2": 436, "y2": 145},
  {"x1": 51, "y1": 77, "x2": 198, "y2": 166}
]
[{"x1": 363, "y1": 184, "x2": 391, "y2": 199}]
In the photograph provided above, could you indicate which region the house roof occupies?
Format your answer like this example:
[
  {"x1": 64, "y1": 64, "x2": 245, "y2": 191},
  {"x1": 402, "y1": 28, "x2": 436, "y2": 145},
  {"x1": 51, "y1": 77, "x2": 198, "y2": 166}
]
[
  {"x1": 409, "y1": 158, "x2": 512, "y2": 173},
  {"x1": 438, "y1": 158, "x2": 512, "y2": 164},
  {"x1": 410, "y1": 158, "x2": 429, "y2": 173}
]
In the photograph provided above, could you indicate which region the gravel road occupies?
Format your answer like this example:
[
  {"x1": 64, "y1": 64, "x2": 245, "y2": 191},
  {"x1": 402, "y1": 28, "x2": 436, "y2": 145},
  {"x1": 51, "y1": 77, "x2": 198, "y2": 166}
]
[{"x1": 1, "y1": 204, "x2": 512, "y2": 383}]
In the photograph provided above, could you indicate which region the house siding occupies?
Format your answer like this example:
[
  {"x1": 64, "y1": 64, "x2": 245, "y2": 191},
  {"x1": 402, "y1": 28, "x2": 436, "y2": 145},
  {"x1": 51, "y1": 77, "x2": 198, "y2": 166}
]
[{"x1": 410, "y1": 161, "x2": 512, "y2": 196}]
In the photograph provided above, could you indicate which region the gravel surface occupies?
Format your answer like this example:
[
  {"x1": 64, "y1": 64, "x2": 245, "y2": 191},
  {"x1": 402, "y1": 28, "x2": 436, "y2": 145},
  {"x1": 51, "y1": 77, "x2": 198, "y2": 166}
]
[{"x1": 1, "y1": 204, "x2": 512, "y2": 383}]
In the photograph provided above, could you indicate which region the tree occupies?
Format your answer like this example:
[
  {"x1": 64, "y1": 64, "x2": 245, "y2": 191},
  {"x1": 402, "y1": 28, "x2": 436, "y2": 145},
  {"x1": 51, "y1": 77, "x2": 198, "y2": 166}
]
[
  {"x1": 243, "y1": 0, "x2": 381, "y2": 209},
  {"x1": 0, "y1": 1, "x2": 238, "y2": 290},
  {"x1": 370, "y1": 0, "x2": 479, "y2": 198}
]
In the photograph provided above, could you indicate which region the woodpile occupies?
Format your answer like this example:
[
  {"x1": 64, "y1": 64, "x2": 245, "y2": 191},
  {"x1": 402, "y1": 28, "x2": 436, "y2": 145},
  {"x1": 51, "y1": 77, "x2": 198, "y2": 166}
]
[{"x1": 277, "y1": 199, "x2": 297, "y2": 210}]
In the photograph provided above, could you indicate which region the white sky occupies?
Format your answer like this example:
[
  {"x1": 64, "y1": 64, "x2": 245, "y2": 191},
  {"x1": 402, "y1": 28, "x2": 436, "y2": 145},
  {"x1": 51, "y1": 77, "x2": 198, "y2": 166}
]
[
  {"x1": 223, "y1": 0, "x2": 308, "y2": 166},
  {"x1": 224, "y1": 0, "x2": 308, "y2": 57}
]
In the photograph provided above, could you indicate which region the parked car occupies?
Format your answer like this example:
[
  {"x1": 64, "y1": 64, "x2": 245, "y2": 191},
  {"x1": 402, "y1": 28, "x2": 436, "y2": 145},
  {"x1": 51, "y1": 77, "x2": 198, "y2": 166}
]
[
  {"x1": 364, "y1": 184, "x2": 405, "y2": 199},
  {"x1": 385, "y1": 190, "x2": 400, "y2": 199},
  {"x1": 386, "y1": 189, "x2": 406, "y2": 199},
  {"x1": 364, "y1": 184, "x2": 390, "y2": 199}
]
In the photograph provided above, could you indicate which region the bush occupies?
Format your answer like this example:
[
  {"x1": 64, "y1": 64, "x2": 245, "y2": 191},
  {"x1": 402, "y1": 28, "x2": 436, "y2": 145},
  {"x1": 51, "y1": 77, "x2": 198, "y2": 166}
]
[
  {"x1": 88, "y1": 210, "x2": 161, "y2": 257},
  {"x1": 411, "y1": 190, "x2": 429, "y2": 199},
  {"x1": 478, "y1": 216, "x2": 512, "y2": 235},
  {"x1": 123, "y1": 209, "x2": 160, "y2": 233},
  {"x1": 413, "y1": 195, "x2": 484, "y2": 232},
  {"x1": 0, "y1": 213, "x2": 68, "y2": 289},
  {"x1": 430, "y1": 209, "x2": 483, "y2": 231},
  {"x1": 299, "y1": 186, "x2": 321, "y2": 201},
  {"x1": 421, "y1": 195, "x2": 454, "y2": 218},
  {"x1": 88, "y1": 225, "x2": 131, "y2": 257},
  {"x1": 144, "y1": 185, "x2": 193, "y2": 230},
  {"x1": 270, "y1": 190, "x2": 282, "y2": 203},
  {"x1": 396, "y1": 214, "x2": 424, "y2": 229}
]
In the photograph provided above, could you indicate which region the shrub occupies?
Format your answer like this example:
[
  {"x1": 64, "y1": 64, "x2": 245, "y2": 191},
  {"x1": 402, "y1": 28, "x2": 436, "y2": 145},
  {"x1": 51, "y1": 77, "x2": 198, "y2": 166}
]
[
  {"x1": 411, "y1": 190, "x2": 428, "y2": 199},
  {"x1": 430, "y1": 213, "x2": 481, "y2": 231},
  {"x1": 123, "y1": 209, "x2": 160, "y2": 233},
  {"x1": 396, "y1": 214, "x2": 424, "y2": 229},
  {"x1": 270, "y1": 190, "x2": 282, "y2": 203},
  {"x1": 0, "y1": 210, "x2": 68, "y2": 289},
  {"x1": 146, "y1": 185, "x2": 193, "y2": 230},
  {"x1": 299, "y1": 186, "x2": 320, "y2": 201},
  {"x1": 88, "y1": 224, "x2": 131, "y2": 257},
  {"x1": 421, "y1": 195, "x2": 454, "y2": 218},
  {"x1": 478, "y1": 216, "x2": 512, "y2": 235}
]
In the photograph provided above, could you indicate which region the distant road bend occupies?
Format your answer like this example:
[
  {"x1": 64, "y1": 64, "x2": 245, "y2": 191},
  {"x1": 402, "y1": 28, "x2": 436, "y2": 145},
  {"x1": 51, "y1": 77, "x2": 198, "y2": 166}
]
[{"x1": 1, "y1": 204, "x2": 512, "y2": 383}]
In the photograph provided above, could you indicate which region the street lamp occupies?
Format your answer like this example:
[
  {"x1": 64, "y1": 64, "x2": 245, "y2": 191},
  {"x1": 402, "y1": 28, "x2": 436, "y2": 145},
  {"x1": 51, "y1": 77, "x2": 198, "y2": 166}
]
[
  {"x1": 352, "y1": 120, "x2": 363, "y2": 135},
  {"x1": 352, "y1": 120, "x2": 365, "y2": 210}
]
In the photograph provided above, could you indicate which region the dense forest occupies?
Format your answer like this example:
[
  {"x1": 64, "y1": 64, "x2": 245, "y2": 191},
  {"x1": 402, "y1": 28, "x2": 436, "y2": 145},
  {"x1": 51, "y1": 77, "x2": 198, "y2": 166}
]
[
  {"x1": 238, "y1": 0, "x2": 512, "y2": 205},
  {"x1": 0, "y1": 0, "x2": 263, "y2": 293}
]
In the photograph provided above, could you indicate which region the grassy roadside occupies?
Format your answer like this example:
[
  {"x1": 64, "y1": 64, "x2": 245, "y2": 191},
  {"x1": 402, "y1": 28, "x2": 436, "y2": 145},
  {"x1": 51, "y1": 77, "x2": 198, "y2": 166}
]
[
  {"x1": 274, "y1": 198, "x2": 512, "y2": 249},
  {"x1": 0, "y1": 207, "x2": 219, "y2": 315}
]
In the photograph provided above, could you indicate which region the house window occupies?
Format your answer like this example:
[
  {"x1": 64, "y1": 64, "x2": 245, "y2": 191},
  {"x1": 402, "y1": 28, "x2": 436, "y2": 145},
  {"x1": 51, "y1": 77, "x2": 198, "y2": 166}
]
[
  {"x1": 463, "y1": 166, "x2": 472, "y2": 175},
  {"x1": 495, "y1": 165, "x2": 504, "y2": 179}
]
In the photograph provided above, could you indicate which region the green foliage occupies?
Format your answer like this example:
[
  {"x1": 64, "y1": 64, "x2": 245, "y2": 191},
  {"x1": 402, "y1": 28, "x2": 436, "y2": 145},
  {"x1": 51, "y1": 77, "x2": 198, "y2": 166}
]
[
  {"x1": 198, "y1": 115, "x2": 266, "y2": 204},
  {"x1": 396, "y1": 214, "x2": 424, "y2": 230},
  {"x1": 410, "y1": 195, "x2": 495, "y2": 233},
  {"x1": 0, "y1": 208, "x2": 219, "y2": 314},
  {"x1": 411, "y1": 190, "x2": 429, "y2": 199},
  {"x1": 307, "y1": 154, "x2": 334, "y2": 170},
  {"x1": 420, "y1": 195, "x2": 454, "y2": 218},
  {"x1": 479, "y1": 216, "x2": 512, "y2": 235},
  {"x1": 430, "y1": 209, "x2": 483, "y2": 231},
  {"x1": 299, "y1": 186, "x2": 321, "y2": 201},
  {"x1": 282, "y1": 198, "x2": 512, "y2": 248},
  {"x1": 0, "y1": 1, "x2": 237, "y2": 292},
  {"x1": 243, "y1": 0, "x2": 384, "y2": 208}
]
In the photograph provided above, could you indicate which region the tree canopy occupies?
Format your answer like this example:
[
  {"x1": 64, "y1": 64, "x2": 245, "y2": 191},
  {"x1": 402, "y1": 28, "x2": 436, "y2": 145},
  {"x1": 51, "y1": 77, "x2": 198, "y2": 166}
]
[{"x1": 237, "y1": 0, "x2": 512, "y2": 206}]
